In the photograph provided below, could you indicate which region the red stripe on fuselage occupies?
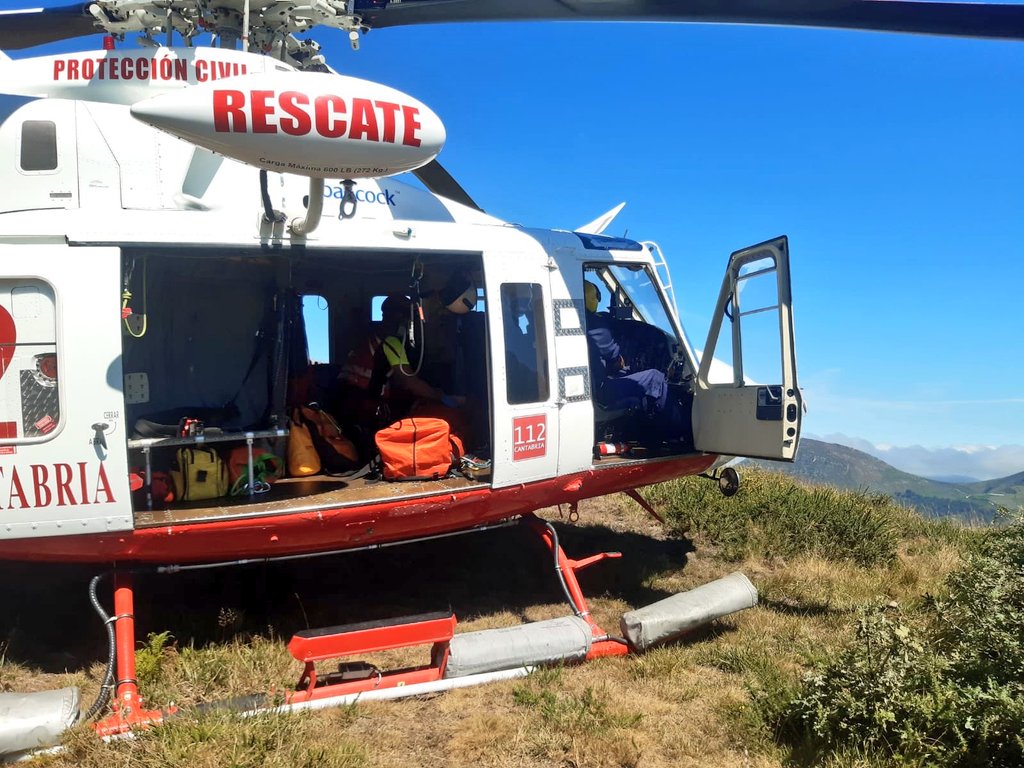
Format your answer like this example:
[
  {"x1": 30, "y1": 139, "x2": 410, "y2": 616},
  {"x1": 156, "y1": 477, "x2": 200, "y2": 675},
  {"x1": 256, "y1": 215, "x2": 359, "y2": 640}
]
[{"x1": 0, "y1": 456, "x2": 715, "y2": 565}]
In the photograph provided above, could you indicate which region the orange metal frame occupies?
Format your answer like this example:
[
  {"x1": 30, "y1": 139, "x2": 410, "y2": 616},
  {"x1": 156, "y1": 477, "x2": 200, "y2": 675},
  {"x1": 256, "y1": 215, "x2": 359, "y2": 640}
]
[
  {"x1": 92, "y1": 513, "x2": 633, "y2": 735},
  {"x1": 522, "y1": 514, "x2": 630, "y2": 661},
  {"x1": 287, "y1": 611, "x2": 456, "y2": 701},
  {"x1": 93, "y1": 571, "x2": 173, "y2": 738}
]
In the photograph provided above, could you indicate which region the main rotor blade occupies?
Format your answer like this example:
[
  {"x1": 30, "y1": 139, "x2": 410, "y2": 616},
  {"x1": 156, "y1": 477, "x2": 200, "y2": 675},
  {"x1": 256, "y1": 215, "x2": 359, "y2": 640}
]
[
  {"x1": 412, "y1": 159, "x2": 483, "y2": 212},
  {"x1": 0, "y1": 4, "x2": 97, "y2": 49},
  {"x1": 356, "y1": 0, "x2": 1024, "y2": 41},
  {"x1": 4, "y1": 0, "x2": 1023, "y2": 50}
]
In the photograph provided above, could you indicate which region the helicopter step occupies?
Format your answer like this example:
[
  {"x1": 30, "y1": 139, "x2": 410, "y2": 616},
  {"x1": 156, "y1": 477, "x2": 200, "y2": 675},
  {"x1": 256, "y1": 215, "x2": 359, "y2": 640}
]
[
  {"x1": 284, "y1": 611, "x2": 599, "y2": 706},
  {"x1": 279, "y1": 513, "x2": 632, "y2": 708},
  {"x1": 288, "y1": 610, "x2": 459, "y2": 698}
]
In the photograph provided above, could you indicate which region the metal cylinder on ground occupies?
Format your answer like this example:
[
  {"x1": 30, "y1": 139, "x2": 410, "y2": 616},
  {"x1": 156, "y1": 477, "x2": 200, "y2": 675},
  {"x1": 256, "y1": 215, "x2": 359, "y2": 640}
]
[
  {"x1": 620, "y1": 572, "x2": 758, "y2": 651},
  {"x1": 0, "y1": 687, "x2": 79, "y2": 758},
  {"x1": 443, "y1": 615, "x2": 592, "y2": 679}
]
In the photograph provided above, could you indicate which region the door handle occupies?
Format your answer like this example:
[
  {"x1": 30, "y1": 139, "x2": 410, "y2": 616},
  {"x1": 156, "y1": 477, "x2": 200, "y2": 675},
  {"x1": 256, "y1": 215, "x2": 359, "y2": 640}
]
[{"x1": 92, "y1": 422, "x2": 109, "y2": 450}]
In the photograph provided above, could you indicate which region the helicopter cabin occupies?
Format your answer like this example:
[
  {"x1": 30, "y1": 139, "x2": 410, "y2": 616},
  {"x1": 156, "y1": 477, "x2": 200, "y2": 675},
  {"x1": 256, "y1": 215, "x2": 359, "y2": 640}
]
[
  {"x1": 0, "y1": 91, "x2": 800, "y2": 560},
  {"x1": 111, "y1": 241, "x2": 702, "y2": 520}
]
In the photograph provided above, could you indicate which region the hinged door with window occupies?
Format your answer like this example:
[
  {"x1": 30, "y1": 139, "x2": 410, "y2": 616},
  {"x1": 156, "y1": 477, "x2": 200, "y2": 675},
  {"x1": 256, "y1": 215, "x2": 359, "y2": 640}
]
[
  {"x1": 692, "y1": 236, "x2": 802, "y2": 461},
  {"x1": 486, "y1": 256, "x2": 560, "y2": 487}
]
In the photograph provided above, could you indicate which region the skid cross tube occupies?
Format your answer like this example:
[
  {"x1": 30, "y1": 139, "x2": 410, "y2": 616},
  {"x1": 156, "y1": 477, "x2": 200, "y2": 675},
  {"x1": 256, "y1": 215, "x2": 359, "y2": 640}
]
[{"x1": 522, "y1": 514, "x2": 629, "y2": 660}]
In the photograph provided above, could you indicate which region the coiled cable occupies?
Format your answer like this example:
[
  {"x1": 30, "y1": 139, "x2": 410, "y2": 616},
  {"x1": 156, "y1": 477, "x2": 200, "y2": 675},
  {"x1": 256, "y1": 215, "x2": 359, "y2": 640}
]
[{"x1": 83, "y1": 573, "x2": 117, "y2": 721}]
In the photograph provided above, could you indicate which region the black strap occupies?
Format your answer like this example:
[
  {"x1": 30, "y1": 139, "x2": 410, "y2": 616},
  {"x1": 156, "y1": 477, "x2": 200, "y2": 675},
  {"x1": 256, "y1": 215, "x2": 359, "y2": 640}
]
[
  {"x1": 227, "y1": 334, "x2": 267, "y2": 409},
  {"x1": 224, "y1": 291, "x2": 279, "y2": 423}
]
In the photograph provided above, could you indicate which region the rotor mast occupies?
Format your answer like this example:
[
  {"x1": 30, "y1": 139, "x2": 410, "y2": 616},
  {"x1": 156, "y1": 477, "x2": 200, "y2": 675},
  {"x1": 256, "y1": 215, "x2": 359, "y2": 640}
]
[{"x1": 80, "y1": 0, "x2": 366, "y2": 69}]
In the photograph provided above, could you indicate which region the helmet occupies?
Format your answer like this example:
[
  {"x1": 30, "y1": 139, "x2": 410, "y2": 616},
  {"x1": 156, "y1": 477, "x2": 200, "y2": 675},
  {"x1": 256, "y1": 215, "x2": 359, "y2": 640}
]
[
  {"x1": 380, "y1": 294, "x2": 410, "y2": 322},
  {"x1": 442, "y1": 274, "x2": 477, "y2": 315},
  {"x1": 584, "y1": 280, "x2": 601, "y2": 313}
]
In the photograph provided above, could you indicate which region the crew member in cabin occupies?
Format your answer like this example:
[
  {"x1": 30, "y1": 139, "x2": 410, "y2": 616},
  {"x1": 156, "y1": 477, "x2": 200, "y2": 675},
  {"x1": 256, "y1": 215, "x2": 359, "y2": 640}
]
[
  {"x1": 409, "y1": 275, "x2": 484, "y2": 446},
  {"x1": 584, "y1": 280, "x2": 682, "y2": 439},
  {"x1": 339, "y1": 294, "x2": 464, "y2": 427},
  {"x1": 416, "y1": 272, "x2": 480, "y2": 394}
]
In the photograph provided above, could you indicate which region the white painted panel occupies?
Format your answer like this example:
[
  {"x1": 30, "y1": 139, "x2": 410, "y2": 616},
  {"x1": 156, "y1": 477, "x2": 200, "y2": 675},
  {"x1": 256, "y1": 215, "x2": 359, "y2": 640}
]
[
  {"x1": 485, "y1": 243, "x2": 561, "y2": 488},
  {"x1": 0, "y1": 243, "x2": 132, "y2": 540}
]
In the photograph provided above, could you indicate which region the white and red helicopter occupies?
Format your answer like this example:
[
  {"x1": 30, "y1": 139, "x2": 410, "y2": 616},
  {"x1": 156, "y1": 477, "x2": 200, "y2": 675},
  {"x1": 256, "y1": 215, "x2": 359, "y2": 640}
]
[{"x1": 0, "y1": 0, "x2": 1019, "y2": 754}]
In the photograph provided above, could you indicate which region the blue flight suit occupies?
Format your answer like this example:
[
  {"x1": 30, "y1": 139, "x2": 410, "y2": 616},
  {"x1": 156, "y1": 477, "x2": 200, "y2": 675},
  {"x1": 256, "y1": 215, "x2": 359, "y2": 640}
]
[
  {"x1": 586, "y1": 311, "x2": 685, "y2": 439},
  {"x1": 586, "y1": 312, "x2": 668, "y2": 413}
]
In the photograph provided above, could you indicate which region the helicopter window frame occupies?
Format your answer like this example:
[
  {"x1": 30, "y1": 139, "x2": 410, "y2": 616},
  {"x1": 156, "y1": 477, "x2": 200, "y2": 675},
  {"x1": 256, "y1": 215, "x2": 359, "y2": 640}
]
[
  {"x1": 0, "y1": 278, "x2": 62, "y2": 445},
  {"x1": 500, "y1": 283, "x2": 550, "y2": 405},
  {"x1": 18, "y1": 120, "x2": 60, "y2": 174}
]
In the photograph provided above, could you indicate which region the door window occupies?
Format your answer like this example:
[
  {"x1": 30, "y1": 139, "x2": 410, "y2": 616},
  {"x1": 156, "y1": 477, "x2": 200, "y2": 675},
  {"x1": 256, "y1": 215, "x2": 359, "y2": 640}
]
[
  {"x1": 730, "y1": 255, "x2": 784, "y2": 385},
  {"x1": 0, "y1": 279, "x2": 60, "y2": 442},
  {"x1": 500, "y1": 283, "x2": 549, "y2": 404}
]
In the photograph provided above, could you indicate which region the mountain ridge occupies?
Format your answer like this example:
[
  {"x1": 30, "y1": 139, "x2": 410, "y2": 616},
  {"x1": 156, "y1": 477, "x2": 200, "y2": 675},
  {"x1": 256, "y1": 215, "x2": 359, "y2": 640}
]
[{"x1": 747, "y1": 439, "x2": 1024, "y2": 521}]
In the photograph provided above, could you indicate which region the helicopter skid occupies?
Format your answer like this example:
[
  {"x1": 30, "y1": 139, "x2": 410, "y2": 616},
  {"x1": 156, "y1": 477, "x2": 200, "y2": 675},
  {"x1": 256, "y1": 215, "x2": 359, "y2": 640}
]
[{"x1": 89, "y1": 512, "x2": 631, "y2": 738}]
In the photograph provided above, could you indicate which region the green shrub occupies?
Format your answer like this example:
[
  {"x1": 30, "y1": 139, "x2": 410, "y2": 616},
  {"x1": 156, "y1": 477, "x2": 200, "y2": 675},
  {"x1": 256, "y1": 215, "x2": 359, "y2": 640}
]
[
  {"x1": 775, "y1": 522, "x2": 1024, "y2": 767},
  {"x1": 135, "y1": 631, "x2": 173, "y2": 692},
  {"x1": 931, "y1": 523, "x2": 1024, "y2": 687},
  {"x1": 646, "y1": 470, "x2": 903, "y2": 566}
]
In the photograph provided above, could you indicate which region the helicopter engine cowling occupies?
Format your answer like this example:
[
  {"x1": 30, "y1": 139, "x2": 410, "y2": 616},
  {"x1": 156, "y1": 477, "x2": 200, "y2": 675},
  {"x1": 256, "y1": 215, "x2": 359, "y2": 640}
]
[{"x1": 130, "y1": 72, "x2": 445, "y2": 178}]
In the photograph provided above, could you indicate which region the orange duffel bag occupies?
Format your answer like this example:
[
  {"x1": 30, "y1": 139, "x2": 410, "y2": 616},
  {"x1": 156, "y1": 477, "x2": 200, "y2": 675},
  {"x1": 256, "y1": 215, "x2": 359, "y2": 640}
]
[{"x1": 375, "y1": 417, "x2": 462, "y2": 481}]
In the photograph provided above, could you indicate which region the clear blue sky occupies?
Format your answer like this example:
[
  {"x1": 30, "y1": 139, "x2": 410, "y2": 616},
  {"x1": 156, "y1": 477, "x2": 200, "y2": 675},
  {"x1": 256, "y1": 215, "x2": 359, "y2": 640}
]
[
  {"x1": 346, "y1": 21, "x2": 1023, "y2": 453},
  {"x1": 4, "y1": 9, "x2": 1023, "y2": 456}
]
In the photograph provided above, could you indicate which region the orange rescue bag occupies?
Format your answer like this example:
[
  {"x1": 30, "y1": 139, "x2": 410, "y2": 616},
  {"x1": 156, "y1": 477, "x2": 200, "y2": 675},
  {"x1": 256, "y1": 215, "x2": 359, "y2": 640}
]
[{"x1": 375, "y1": 417, "x2": 461, "y2": 481}]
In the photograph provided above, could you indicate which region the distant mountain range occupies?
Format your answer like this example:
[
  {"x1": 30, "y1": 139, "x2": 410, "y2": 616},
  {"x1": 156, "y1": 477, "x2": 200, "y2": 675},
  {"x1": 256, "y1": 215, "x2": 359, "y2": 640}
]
[{"x1": 747, "y1": 439, "x2": 1024, "y2": 522}]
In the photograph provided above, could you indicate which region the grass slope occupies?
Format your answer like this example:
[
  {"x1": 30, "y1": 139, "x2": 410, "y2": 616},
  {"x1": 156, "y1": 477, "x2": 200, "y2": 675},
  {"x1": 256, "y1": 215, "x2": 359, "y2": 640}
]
[
  {"x1": 1, "y1": 470, "x2": 1019, "y2": 767},
  {"x1": 748, "y1": 439, "x2": 1024, "y2": 521}
]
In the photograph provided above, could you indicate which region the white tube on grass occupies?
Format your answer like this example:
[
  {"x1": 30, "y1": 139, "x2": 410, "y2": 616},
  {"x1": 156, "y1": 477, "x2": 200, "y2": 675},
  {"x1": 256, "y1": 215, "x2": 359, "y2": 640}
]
[{"x1": 620, "y1": 572, "x2": 758, "y2": 651}]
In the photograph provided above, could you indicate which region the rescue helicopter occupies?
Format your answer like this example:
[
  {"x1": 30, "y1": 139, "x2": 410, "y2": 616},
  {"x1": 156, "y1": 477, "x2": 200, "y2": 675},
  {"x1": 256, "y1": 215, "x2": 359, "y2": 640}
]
[{"x1": 0, "y1": 0, "x2": 1021, "y2": 756}]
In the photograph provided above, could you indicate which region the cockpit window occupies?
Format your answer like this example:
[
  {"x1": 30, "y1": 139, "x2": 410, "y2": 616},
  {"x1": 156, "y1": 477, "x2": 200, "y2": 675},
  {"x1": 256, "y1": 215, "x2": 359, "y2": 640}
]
[
  {"x1": 20, "y1": 121, "x2": 58, "y2": 172},
  {"x1": 593, "y1": 264, "x2": 680, "y2": 342}
]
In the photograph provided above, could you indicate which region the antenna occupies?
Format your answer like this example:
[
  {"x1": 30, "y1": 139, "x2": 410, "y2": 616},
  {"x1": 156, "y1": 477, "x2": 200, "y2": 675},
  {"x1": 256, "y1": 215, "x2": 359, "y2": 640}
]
[{"x1": 241, "y1": 0, "x2": 250, "y2": 51}]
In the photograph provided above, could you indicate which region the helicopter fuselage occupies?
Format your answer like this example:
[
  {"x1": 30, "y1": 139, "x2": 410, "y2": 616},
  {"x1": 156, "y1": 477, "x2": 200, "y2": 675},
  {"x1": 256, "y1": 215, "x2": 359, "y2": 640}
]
[{"x1": 0, "y1": 52, "x2": 801, "y2": 566}]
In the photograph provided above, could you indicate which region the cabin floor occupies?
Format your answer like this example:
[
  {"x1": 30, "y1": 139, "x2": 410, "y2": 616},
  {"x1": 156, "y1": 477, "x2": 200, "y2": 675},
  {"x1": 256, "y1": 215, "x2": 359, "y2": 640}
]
[
  {"x1": 133, "y1": 473, "x2": 487, "y2": 528},
  {"x1": 132, "y1": 443, "x2": 700, "y2": 530}
]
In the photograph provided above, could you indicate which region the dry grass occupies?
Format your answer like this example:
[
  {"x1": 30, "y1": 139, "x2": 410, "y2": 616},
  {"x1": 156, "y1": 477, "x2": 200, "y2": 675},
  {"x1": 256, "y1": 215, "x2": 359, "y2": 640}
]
[{"x1": 1, "y1": 485, "x2": 973, "y2": 768}]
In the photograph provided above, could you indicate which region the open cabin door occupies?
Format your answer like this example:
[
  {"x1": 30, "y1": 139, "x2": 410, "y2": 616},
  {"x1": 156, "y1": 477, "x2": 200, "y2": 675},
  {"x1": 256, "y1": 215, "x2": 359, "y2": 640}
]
[
  {"x1": 485, "y1": 253, "x2": 560, "y2": 487},
  {"x1": 692, "y1": 236, "x2": 802, "y2": 461}
]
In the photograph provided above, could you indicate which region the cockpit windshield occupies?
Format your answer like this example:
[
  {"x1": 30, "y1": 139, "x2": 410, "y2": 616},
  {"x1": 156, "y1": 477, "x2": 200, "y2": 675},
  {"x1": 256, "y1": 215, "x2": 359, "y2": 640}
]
[{"x1": 589, "y1": 264, "x2": 680, "y2": 342}]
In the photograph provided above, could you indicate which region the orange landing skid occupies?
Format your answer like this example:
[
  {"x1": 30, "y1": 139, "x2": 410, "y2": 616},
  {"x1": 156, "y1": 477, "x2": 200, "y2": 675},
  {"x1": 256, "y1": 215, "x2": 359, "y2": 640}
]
[{"x1": 92, "y1": 514, "x2": 633, "y2": 730}]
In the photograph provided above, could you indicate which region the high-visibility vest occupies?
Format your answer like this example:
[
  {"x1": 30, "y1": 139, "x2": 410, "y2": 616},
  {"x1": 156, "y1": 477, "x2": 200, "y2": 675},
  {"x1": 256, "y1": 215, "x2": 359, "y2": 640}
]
[
  {"x1": 340, "y1": 335, "x2": 408, "y2": 394},
  {"x1": 340, "y1": 337, "x2": 378, "y2": 390}
]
